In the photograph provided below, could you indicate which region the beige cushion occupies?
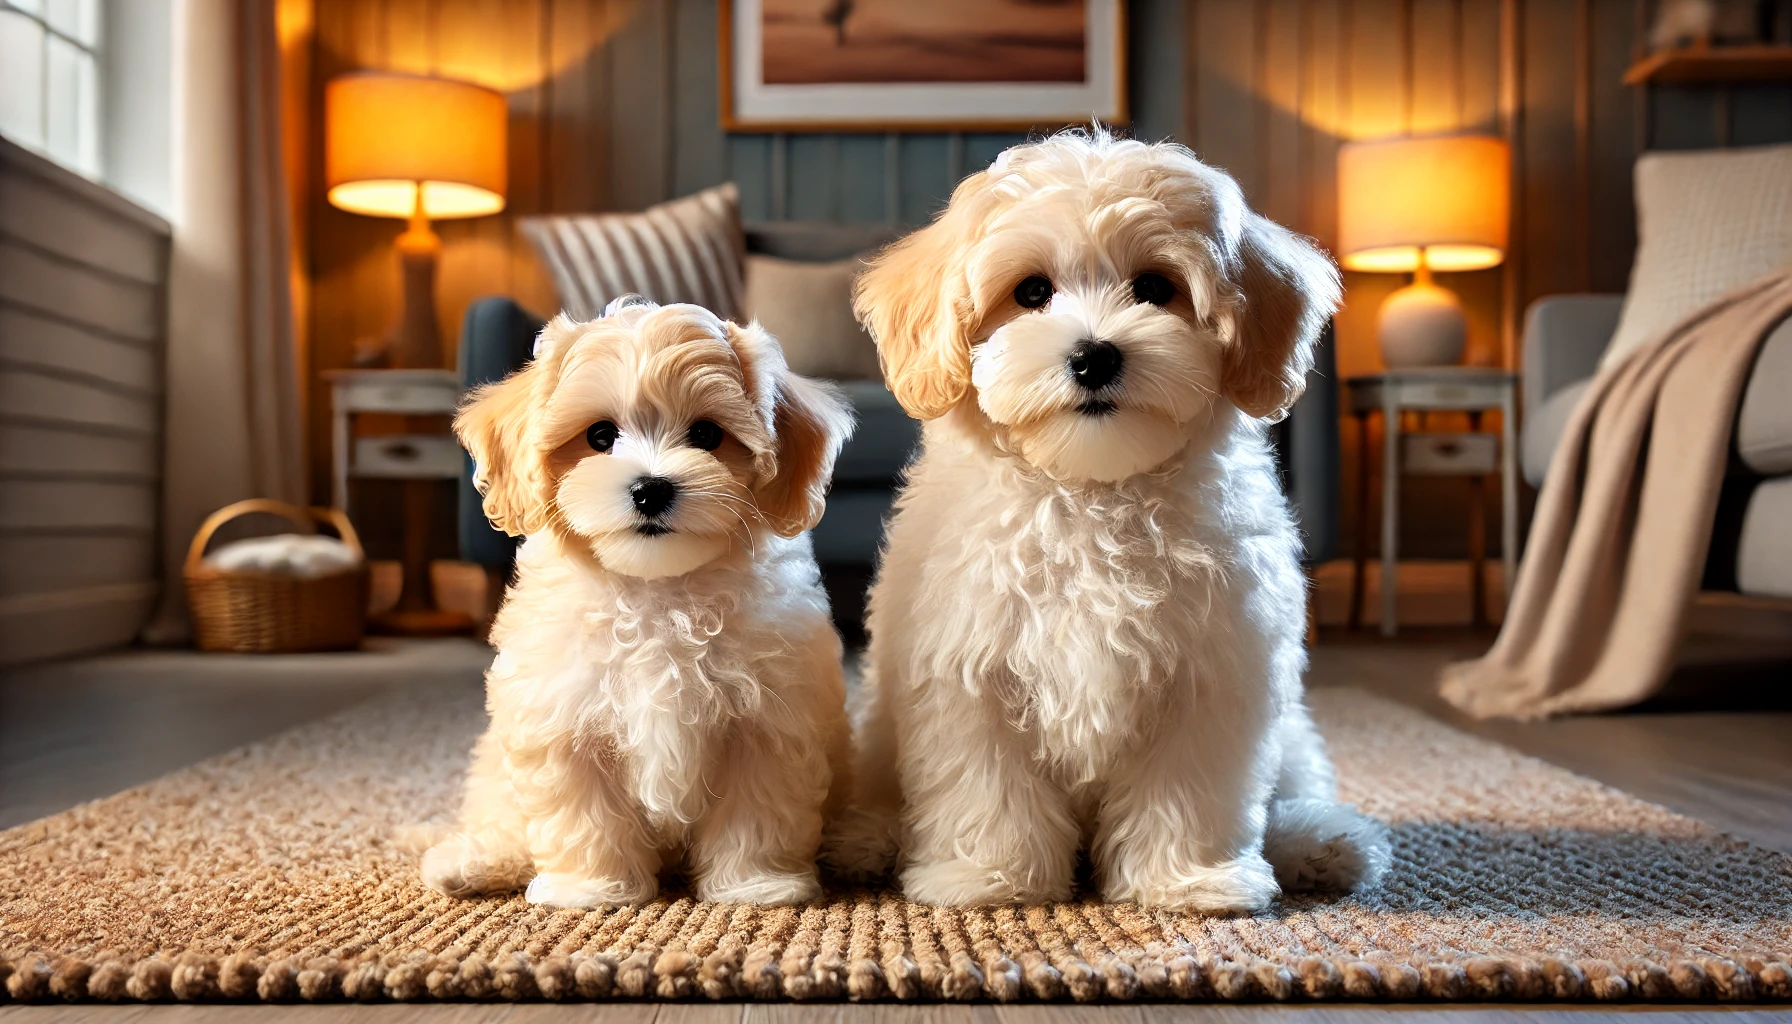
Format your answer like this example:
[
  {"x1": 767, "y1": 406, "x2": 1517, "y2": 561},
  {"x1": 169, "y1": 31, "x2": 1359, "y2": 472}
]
[
  {"x1": 1737, "y1": 314, "x2": 1792, "y2": 475},
  {"x1": 1602, "y1": 144, "x2": 1792, "y2": 371},
  {"x1": 1738, "y1": 476, "x2": 1792, "y2": 598},
  {"x1": 743, "y1": 253, "x2": 881, "y2": 381}
]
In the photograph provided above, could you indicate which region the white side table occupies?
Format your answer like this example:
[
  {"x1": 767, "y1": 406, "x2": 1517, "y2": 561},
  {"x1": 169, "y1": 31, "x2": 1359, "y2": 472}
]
[
  {"x1": 1346, "y1": 368, "x2": 1520, "y2": 637},
  {"x1": 324, "y1": 368, "x2": 469, "y2": 634}
]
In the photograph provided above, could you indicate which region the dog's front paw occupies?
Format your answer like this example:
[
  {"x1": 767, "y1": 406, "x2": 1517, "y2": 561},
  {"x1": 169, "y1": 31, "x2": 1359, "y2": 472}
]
[
  {"x1": 422, "y1": 835, "x2": 529, "y2": 898},
  {"x1": 524, "y1": 872, "x2": 656, "y2": 909},
  {"x1": 1264, "y1": 798, "x2": 1391, "y2": 893},
  {"x1": 1114, "y1": 854, "x2": 1280, "y2": 914},
  {"x1": 697, "y1": 870, "x2": 821, "y2": 906},
  {"x1": 902, "y1": 858, "x2": 1070, "y2": 907}
]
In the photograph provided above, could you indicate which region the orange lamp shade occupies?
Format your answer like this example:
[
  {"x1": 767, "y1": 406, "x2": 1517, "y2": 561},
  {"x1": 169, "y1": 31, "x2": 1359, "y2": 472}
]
[
  {"x1": 326, "y1": 73, "x2": 507, "y2": 220},
  {"x1": 1337, "y1": 134, "x2": 1510, "y2": 273}
]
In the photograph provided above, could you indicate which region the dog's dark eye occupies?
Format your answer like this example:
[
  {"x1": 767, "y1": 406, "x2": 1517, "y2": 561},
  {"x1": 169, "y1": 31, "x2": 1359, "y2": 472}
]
[
  {"x1": 1014, "y1": 275, "x2": 1053, "y2": 309},
  {"x1": 686, "y1": 419, "x2": 724, "y2": 451},
  {"x1": 586, "y1": 420, "x2": 618, "y2": 453},
  {"x1": 1132, "y1": 272, "x2": 1175, "y2": 306}
]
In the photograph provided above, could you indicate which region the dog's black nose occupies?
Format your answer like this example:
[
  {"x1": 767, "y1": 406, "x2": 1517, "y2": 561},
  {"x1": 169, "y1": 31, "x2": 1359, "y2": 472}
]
[
  {"x1": 630, "y1": 477, "x2": 677, "y2": 518},
  {"x1": 1067, "y1": 340, "x2": 1123, "y2": 391}
]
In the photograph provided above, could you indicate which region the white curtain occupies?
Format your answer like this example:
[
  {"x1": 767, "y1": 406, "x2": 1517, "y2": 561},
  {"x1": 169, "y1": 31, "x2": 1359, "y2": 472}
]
[{"x1": 144, "y1": 0, "x2": 305, "y2": 642}]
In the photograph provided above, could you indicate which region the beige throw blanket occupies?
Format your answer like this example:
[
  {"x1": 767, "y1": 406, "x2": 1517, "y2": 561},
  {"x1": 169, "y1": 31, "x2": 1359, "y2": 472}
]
[{"x1": 1441, "y1": 267, "x2": 1792, "y2": 719}]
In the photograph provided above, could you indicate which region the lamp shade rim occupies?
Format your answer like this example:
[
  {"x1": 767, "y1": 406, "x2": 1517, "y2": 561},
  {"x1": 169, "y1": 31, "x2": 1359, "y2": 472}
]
[{"x1": 1340, "y1": 243, "x2": 1506, "y2": 273}]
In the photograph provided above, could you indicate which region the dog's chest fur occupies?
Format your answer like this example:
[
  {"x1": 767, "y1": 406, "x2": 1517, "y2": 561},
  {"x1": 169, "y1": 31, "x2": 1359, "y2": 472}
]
[
  {"x1": 902, "y1": 448, "x2": 1252, "y2": 786},
  {"x1": 492, "y1": 544, "x2": 785, "y2": 832}
]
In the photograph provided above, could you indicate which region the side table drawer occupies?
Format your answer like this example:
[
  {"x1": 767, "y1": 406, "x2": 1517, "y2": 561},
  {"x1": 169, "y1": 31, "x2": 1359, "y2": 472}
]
[
  {"x1": 338, "y1": 378, "x2": 460, "y2": 414},
  {"x1": 1402, "y1": 432, "x2": 1497, "y2": 475},
  {"x1": 353, "y1": 435, "x2": 463, "y2": 479}
]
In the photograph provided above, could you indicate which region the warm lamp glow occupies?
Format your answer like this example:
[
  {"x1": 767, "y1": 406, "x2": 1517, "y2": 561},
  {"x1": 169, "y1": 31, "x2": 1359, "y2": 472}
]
[
  {"x1": 1337, "y1": 134, "x2": 1509, "y2": 273},
  {"x1": 325, "y1": 73, "x2": 507, "y2": 220}
]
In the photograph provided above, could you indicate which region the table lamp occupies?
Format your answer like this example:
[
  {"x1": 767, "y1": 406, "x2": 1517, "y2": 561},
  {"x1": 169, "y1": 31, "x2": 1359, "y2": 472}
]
[
  {"x1": 326, "y1": 72, "x2": 507, "y2": 368},
  {"x1": 1337, "y1": 134, "x2": 1510, "y2": 367}
]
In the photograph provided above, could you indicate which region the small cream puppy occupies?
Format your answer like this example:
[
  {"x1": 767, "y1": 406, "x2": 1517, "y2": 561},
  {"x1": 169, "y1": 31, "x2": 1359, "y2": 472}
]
[
  {"x1": 837, "y1": 130, "x2": 1390, "y2": 912},
  {"x1": 423, "y1": 298, "x2": 855, "y2": 909}
]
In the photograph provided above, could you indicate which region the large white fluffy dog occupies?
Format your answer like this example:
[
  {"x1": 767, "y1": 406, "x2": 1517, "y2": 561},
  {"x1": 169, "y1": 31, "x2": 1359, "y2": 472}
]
[
  {"x1": 423, "y1": 299, "x2": 855, "y2": 909},
  {"x1": 838, "y1": 130, "x2": 1390, "y2": 912}
]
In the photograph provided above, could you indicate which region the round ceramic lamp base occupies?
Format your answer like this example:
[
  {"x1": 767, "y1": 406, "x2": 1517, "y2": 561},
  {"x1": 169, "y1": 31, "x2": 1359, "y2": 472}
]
[{"x1": 1378, "y1": 276, "x2": 1466, "y2": 368}]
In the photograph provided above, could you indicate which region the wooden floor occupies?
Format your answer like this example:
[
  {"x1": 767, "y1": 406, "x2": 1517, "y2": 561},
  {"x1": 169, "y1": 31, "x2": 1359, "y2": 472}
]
[{"x1": 3, "y1": 625, "x2": 1789, "y2": 1021}]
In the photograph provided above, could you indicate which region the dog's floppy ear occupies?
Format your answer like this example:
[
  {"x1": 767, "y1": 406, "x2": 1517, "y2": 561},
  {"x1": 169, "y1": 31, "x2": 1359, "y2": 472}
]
[
  {"x1": 456, "y1": 315, "x2": 586, "y2": 536},
  {"x1": 1221, "y1": 214, "x2": 1341, "y2": 420},
  {"x1": 725, "y1": 320, "x2": 856, "y2": 537},
  {"x1": 455, "y1": 367, "x2": 546, "y2": 536},
  {"x1": 757, "y1": 371, "x2": 856, "y2": 537},
  {"x1": 854, "y1": 174, "x2": 992, "y2": 420}
]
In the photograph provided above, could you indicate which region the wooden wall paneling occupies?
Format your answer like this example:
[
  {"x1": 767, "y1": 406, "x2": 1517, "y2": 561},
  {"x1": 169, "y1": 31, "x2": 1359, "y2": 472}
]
[
  {"x1": 1192, "y1": 0, "x2": 1263, "y2": 200},
  {"x1": 963, "y1": 133, "x2": 1026, "y2": 180},
  {"x1": 787, "y1": 136, "x2": 841, "y2": 221},
  {"x1": 1497, "y1": 0, "x2": 1521, "y2": 368},
  {"x1": 1589, "y1": 0, "x2": 1638, "y2": 295},
  {"x1": 770, "y1": 133, "x2": 788, "y2": 218},
  {"x1": 543, "y1": 0, "x2": 607, "y2": 214},
  {"x1": 673, "y1": 0, "x2": 727, "y2": 198},
  {"x1": 606, "y1": 0, "x2": 674, "y2": 211},
  {"x1": 498, "y1": 0, "x2": 559, "y2": 319},
  {"x1": 883, "y1": 133, "x2": 900, "y2": 223},
  {"x1": 1409, "y1": 0, "x2": 1461, "y2": 134},
  {"x1": 1346, "y1": 0, "x2": 1409, "y2": 140},
  {"x1": 1258, "y1": 0, "x2": 1305, "y2": 230},
  {"x1": 728, "y1": 135, "x2": 774, "y2": 221},
  {"x1": 1517, "y1": 0, "x2": 1584, "y2": 320},
  {"x1": 1129, "y1": 0, "x2": 1185, "y2": 142},
  {"x1": 896, "y1": 135, "x2": 953, "y2": 226},
  {"x1": 1299, "y1": 0, "x2": 1345, "y2": 251},
  {"x1": 835, "y1": 135, "x2": 890, "y2": 224},
  {"x1": 1459, "y1": 0, "x2": 1502, "y2": 132}
]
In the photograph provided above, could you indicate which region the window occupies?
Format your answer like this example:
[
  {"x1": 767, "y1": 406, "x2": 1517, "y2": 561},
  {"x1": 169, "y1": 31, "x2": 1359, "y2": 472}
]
[{"x1": 0, "y1": 0, "x2": 102, "y2": 178}]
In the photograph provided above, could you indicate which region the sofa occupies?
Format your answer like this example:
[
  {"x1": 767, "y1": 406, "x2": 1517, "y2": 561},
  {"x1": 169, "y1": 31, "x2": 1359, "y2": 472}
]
[
  {"x1": 1520, "y1": 296, "x2": 1792, "y2": 597},
  {"x1": 458, "y1": 219, "x2": 1342, "y2": 622}
]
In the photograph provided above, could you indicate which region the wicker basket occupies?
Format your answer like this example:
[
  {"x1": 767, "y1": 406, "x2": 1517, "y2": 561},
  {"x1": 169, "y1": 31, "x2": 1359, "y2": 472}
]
[{"x1": 185, "y1": 499, "x2": 368, "y2": 653}]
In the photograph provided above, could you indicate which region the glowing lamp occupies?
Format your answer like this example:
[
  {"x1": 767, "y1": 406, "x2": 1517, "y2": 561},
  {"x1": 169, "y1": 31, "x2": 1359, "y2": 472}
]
[
  {"x1": 1337, "y1": 134, "x2": 1509, "y2": 367},
  {"x1": 326, "y1": 73, "x2": 507, "y2": 367}
]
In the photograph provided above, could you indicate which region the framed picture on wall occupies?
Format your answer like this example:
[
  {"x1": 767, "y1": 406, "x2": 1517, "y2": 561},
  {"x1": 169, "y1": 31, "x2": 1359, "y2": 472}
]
[{"x1": 720, "y1": 0, "x2": 1127, "y2": 132}]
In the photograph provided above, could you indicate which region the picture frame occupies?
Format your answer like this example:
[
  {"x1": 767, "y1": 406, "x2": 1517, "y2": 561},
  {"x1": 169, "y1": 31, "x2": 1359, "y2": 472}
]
[{"x1": 720, "y1": 0, "x2": 1128, "y2": 133}]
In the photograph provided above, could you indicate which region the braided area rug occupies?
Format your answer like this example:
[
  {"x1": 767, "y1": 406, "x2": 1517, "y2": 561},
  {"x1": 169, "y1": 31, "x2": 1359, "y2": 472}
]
[{"x1": 2, "y1": 684, "x2": 1788, "y2": 1005}]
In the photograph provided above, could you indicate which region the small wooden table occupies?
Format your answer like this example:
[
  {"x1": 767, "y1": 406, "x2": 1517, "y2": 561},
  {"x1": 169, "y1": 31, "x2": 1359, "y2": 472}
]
[
  {"x1": 1346, "y1": 368, "x2": 1520, "y2": 637},
  {"x1": 325, "y1": 369, "x2": 471, "y2": 634}
]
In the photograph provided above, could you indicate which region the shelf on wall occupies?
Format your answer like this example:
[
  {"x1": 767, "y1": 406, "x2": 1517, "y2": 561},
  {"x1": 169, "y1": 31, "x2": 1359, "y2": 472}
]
[{"x1": 1624, "y1": 45, "x2": 1792, "y2": 86}]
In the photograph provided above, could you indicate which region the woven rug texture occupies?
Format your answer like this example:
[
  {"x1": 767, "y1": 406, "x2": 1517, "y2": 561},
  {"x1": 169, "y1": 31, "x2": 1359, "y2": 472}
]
[{"x1": 2, "y1": 684, "x2": 1788, "y2": 1004}]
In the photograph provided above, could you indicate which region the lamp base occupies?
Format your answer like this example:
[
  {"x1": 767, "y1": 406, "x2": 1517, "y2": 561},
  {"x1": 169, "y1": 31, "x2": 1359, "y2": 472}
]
[
  {"x1": 389, "y1": 210, "x2": 443, "y2": 369},
  {"x1": 1378, "y1": 275, "x2": 1466, "y2": 368}
]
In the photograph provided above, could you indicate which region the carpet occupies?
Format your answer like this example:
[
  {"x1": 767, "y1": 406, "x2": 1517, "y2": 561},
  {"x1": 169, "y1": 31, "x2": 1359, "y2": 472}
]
[{"x1": 2, "y1": 685, "x2": 1788, "y2": 1005}]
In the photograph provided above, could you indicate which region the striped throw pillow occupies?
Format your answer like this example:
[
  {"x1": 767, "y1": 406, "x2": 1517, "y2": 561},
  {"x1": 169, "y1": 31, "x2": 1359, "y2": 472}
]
[{"x1": 520, "y1": 183, "x2": 745, "y2": 322}]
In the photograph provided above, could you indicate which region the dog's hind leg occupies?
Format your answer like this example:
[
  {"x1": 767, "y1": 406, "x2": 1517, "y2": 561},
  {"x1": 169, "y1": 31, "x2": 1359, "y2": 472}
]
[{"x1": 1263, "y1": 703, "x2": 1390, "y2": 893}]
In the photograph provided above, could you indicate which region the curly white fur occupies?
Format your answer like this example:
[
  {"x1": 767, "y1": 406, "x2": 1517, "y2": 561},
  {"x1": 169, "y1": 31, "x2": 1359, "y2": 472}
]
[
  {"x1": 423, "y1": 302, "x2": 857, "y2": 908},
  {"x1": 837, "y1": 129, "x2": 1390, "y2": 912}
]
